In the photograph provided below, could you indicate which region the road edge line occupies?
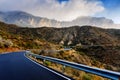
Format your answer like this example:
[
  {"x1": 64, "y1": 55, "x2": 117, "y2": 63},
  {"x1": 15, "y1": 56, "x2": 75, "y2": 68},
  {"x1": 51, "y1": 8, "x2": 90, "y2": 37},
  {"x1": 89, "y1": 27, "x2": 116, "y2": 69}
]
[{"x1": 24, "y1": 53, "x2": 71, "y2": 80}]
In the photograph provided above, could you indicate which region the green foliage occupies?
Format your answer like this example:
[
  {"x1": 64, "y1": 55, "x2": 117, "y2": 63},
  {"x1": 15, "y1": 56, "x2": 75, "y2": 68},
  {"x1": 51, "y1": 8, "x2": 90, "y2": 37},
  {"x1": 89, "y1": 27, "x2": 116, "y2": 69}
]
[
  {"x1": 44, "y1": 61, "x2": 51, "y2": 66},
  {"x1": 78, "y1": 51, "x2": 86, "y2": 55},
  {"x1": 82, "y1": 74, "x2": 92, "y2": 80}
]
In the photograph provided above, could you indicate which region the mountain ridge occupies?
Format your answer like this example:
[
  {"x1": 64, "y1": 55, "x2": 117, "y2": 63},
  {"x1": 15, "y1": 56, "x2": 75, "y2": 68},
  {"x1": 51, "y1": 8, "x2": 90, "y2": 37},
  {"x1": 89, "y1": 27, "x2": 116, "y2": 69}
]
[
  {"x1": 0, "y1": 11, "x2": 120, "y2": 29},
  {"x1": 0, "y1": 21, "x2": 119, "y2": 46}
]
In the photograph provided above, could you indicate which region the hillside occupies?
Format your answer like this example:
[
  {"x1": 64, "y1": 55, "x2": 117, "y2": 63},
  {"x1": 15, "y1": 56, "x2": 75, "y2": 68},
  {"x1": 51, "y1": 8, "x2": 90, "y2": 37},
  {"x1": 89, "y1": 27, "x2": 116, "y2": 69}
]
[
  {"x1": 0, "y1": 22, "x2": 60, "y2": 52},
  {"x1": 0, "y1": 21, "x2": 120, "y2": 46},
  {"x1": 0, "y1": 21, "x2": 120, "y2": 79},
  {"x1": 0, "y1": 21, "x2": 120, "y2": 64},
  {"x1": 106, "y1": 29, "x2": 120, "y2": 39},
  {"x1": 0, "y1": 21, "x2": 120, "y2": 66}
]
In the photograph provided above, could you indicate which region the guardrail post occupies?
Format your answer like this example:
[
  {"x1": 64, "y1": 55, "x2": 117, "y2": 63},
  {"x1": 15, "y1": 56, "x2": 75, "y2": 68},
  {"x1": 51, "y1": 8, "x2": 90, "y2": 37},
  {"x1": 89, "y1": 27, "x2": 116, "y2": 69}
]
[
  {"x1": 62, "y1": 65, "x2": 66, "y2": 73},
  {"x1": 43, "y1": 59, "x2": 46, "y2": 65}
]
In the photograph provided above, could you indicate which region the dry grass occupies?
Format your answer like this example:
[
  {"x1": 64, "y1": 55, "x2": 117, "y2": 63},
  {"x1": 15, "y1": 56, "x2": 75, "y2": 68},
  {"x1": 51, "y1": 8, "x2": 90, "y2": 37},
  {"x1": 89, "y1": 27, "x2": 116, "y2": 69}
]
[
  {"x1": 0, "y1": 47, "x2": 20, "y2": 53},
  {"x1": 30, "y1": 50, "x2": 108, "y2": 80}
]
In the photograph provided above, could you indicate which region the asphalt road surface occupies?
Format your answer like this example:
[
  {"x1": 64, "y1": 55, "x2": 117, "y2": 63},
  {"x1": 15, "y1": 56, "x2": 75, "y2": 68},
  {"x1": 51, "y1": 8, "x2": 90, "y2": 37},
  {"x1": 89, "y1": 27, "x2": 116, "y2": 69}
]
[{"x1": 0, "y1": 51, "x2": 72, "y2": 80}]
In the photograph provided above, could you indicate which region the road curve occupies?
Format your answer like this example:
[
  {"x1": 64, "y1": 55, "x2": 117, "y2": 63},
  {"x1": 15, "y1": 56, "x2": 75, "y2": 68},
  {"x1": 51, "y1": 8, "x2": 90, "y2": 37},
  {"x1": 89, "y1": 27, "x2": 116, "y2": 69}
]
[{"x1": 0, "y1": 51, "x2": 72, "y2": 80}]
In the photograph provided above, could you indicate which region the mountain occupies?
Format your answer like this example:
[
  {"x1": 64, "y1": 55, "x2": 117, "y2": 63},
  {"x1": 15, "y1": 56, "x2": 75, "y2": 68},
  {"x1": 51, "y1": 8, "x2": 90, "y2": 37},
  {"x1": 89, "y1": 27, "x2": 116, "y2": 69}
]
[
  {"x1": 106, "y1": 29, "x2": 120, "y2": 40},
  {"x1": 29, "y1": 26, "x2": 120, "y2": 46},
  {"x1": 0, "y1": 11, "x2": 120, "y2": 29},
  {"x1": 61, "y1": 16, "x2": 119, "y2": 29},
  {"x1": 0, "y1": 21, "x2": 120, "y2": 71},
  {"x1": 0, "y1": 21, "x2": 119, "y2": 46},
  {"x1": 0, "y1": 11, "x2": 61, "y2": 28}
]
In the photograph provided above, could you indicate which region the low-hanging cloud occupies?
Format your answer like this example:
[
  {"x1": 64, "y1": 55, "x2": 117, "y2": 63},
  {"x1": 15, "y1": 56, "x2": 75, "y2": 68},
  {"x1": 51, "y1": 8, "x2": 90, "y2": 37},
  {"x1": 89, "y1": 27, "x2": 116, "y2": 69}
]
[{"x1": 0, "y1": 0, "x2": 104, "y2": 21}]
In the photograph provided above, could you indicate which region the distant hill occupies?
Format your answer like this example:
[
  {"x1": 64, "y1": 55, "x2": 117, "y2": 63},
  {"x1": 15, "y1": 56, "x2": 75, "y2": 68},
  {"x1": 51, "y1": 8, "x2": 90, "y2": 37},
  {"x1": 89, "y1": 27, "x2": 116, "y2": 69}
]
[{"x1": 0, "y1": 11, "x2": 120, "y2": 29}]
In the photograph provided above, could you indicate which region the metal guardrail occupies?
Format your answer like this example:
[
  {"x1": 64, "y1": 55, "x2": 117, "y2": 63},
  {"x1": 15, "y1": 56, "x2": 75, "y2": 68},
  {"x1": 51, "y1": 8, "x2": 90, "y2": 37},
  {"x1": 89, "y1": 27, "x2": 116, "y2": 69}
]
[{"x1": 26, "y1": 51, "x2": 120, "y2": 80}]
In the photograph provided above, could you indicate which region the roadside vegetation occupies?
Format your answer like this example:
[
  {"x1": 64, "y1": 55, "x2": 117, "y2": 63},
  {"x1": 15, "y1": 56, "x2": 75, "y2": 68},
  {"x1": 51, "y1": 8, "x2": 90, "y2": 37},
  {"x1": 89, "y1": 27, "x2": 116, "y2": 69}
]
[{"x1": 31, "y1": 47, "x2": 109, "y2": 80}]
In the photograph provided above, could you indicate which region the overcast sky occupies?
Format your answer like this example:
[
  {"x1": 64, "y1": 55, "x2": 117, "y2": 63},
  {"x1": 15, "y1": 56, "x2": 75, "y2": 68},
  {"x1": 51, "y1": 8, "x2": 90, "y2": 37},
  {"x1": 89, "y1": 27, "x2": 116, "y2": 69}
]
[{"x1": 0, "y1": 0, "x2": 120, "y2": 24}]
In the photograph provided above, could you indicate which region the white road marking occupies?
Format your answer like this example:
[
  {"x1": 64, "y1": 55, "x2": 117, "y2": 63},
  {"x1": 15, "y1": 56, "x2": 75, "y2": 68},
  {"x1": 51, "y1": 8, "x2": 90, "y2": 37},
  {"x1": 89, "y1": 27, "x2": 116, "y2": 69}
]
[{"x1": 24, "y1": 53, "x2": 71, "y2": 80}]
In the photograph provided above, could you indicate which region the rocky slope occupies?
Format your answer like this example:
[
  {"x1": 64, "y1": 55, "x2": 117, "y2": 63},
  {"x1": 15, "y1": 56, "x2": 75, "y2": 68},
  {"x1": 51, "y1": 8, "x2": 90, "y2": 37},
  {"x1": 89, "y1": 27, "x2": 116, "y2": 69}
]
[
  {"x1": 0, "y1": 21, "x2": 60, "y2": 50},
  {"x1": 106, "y1": 29, "x2": 120, "y2": 40},
  {"x1": 0, "y1": 21, "x2": 120, "y2": 46},
  {"x1": 0, "y1": 11, "x2": 120, "y2": 29},
  {"x1": 0, "y1": 21, "x2": 120, "y2": 71}
]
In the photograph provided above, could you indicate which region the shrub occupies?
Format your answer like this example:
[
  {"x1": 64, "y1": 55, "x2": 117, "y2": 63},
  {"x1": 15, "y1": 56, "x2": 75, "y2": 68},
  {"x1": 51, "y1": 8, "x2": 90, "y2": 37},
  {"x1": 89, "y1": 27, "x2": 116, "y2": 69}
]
[
  {"x1": 0, "y1": 42, "x2": 4, "y2": 48},
  {"x1": 82, "y1": 74, "x2": 92, "y2": 80},
  {"x1": 44, "y1": 61, "x2": 51, "y2": 66},
  {"x1": 4, "y1": 40, "x2": 13, "y2": 48}
]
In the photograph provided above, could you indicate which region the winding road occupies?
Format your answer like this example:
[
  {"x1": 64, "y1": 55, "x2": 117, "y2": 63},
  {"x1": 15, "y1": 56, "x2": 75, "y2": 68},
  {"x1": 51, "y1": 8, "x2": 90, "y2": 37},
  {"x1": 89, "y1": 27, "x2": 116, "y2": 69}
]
[{"x1": 0, "y1": 51, "x2": 72, "y2": 80}]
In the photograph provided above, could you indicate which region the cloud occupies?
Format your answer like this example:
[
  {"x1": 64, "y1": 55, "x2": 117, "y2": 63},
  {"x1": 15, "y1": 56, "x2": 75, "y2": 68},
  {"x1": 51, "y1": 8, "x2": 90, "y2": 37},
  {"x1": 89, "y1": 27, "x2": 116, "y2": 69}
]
[{"x1": 0, "y1": 0, "x2": 104, "y2": 21}]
